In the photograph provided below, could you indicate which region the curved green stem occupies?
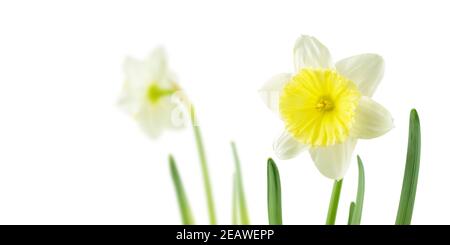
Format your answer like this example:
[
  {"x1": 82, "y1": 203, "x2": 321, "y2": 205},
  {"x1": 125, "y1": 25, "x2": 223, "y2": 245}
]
[
  {"x1": 191, "y1": 106, "x2": 216, "y2": 224},
  {"x1": 326, "y1": 179, "x2": 343, "y2": 225}
]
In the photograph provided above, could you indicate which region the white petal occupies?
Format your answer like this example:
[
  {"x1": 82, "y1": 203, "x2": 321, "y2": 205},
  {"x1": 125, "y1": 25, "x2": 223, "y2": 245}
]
[
  {"x1": 293, "y1": 35, "x2": 333, "y2": 71},
  {"x1": 273, "y1": 130, "x2": 308, "y2": 160},
  {"x1": 123, "y1": 47, "x2": 170, "y2": 92},
  {"x1": 351, "y1": 96, "x2": 393, "y2": 139},
  {"x1": 309, "y1": 138, "x2": 357, "y2": 180},
  {"x1": 259, "y1": 73, "x2": 291, "y2": 113},
  {"x1": 134, "y1": 97, "x2": 185, "y2": 139},
  {"x1": 335, "y1": 54, "x2": 384, "y2": 97},
  {"x1": 135, "y1": 104, "x2": 165, "y2": 139},
  {"x1": 117, "y1": 87, "x2": 144, "y2": 115},
  {"x1": 123, "y1": 56, "x2": 151, "y2": 90},
  {"x1": 146, "y1": 47, "x2": 169, "y2": 83}
]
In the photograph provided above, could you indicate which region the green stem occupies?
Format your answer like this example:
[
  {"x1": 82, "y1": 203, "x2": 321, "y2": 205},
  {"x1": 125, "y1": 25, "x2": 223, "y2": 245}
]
[
  {"x1": 347, "y1": 202, "x2": 356, "y2": 225},
  {"x1": 191, "y1": 106, "x2": 216, "y2": 225},
  {"x1": 326, "y1": 179, "x2": 343, "y2": 225},
  {"x1": 231, "y1": 142, "x2": 250, "y2": 225}
]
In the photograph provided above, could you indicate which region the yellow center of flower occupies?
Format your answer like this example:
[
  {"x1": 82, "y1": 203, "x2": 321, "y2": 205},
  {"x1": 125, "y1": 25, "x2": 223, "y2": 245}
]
[
  {"x1": 147, "y1": 83, "x2": 175, "y2": 104},
  {"x1": 279, "y1": 69, "x2": 361, "y2": 147}
]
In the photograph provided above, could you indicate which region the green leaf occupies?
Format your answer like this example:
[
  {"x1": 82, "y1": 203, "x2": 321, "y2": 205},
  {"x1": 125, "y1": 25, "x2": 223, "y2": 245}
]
[
  {"x1": 169, "y1": 155, "x2": 195, "y2": 225},
  {"x1": 347, "y1": 202, "x2": 356, "y2": 225},
  {"x1": 267, "y1": 158, "x2": 282, "y2": 225},
  {"x1": 326, "y1": 179, "x2": 343, "y2": 225},
  {"x1": 349, "y1": 156, "x2": 365, "y2": 225},
  {"x1": 231, "y1": 142, "x2": 250, "y2": 225},
  {"x1": 231, "y1": 173, "x2": 239, "y2": 225},
  {"x1": 395, "y1": 109, "x2": 421, "y2": 225}
]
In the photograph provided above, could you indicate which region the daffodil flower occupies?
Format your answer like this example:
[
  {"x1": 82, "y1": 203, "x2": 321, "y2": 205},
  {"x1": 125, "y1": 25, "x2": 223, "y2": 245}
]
[
  {"x1": 119, "y1": 47, "x2": 217, "y2": 224},
  {"x1": 260, "y1": 35, "x2": 393, "y2": 180},
  {"x1": 119, "y1": 47, "x2": 184, "y2": 138}
]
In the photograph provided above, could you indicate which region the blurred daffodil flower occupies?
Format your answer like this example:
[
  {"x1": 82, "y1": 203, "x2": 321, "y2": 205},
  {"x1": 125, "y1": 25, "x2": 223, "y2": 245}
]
[
  {"x1": 119, "y1": 47, "x2": 184, "y2": 138},
  {"x1": 119, "y1": 48, "x2": 216, "y2": 223},
  {"x1": 260, "y1": 35, "x2": 393, "y2": 180}
]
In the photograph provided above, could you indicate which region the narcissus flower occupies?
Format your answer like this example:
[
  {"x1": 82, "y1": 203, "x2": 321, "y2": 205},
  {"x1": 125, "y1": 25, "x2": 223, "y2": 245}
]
[
  {"x1": 260, "y1": 35, "x2": 393, "y2": 180},
  {"x1": 119, "y1": 47, "x2": 184, "y2": 138}
]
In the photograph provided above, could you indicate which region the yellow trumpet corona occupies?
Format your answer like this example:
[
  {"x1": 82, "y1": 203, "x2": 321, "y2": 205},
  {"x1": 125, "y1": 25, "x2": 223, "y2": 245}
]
[{"x1": 280, "y1": 69, "x2": 361, "y2": 147}]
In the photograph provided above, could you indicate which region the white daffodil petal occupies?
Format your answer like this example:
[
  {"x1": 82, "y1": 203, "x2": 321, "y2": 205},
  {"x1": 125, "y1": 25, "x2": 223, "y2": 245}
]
[
  {"x1": 351, "y1": 96, "x2": 394, "y2": 139},
  {"x1": 335, "y1": 54, "x2": 384, "y2": 97},
  {"x1": 123, "y1": 57, "x2": 151, "y2": 90},
  {"x1": 117, "y1": 88, "x2": 144, "y2": 115},
  {"x1": 132, "y1": 94, "x2": 184, "y2": 139},
  {"x1": 135, "y1": 104, "x2": 164, "y2": 139},
  {"x1": 147, "y1": 47, "x2": 169, "y2": 83},
  {"x1": 309, "y1": 138, "x2": 357, "y2": 180},
  {"x1": 293, "y1": 35, "x2": 333, "y2": 71},
  {"x1": 274, "y1": 130, "x2": 308, "y2": 160},
  {"x1": 259, "y1": 73, "x2": 291, "y2": 113}
]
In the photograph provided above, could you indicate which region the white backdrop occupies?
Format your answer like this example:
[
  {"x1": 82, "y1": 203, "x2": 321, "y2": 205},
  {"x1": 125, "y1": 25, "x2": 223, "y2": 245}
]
[{"x1": 0, "y1": 0, "x2": 448, "y2": 224}]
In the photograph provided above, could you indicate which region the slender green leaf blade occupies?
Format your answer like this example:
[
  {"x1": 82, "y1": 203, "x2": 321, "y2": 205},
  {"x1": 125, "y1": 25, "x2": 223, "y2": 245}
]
[
  {"x1": 326, "y1": 179, "x2": 343, "y2": 225},
  {"x1": 396, "y1": 109, "x2": 421, "y2": 225},
  {"x1": 231, "y1": 173, "x2": 239, "y2": 225},
  {"x1": 350, "y1": 156, "x2": 365, "y2": 225},
  {"x1": 347, "y1": 202, "x2": 356, "y2": 225},
  {"x1": 267, "y1": 158, "x2": 282, "y2": 225},
  {"x1": 231, "y1": 142, "x2": 250, "y2": 224},
  {"x1": 169, "y1": 155, "x2": 195, "y2": 225}
]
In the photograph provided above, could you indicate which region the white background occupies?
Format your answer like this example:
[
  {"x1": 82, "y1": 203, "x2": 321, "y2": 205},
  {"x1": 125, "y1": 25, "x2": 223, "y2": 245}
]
[{"x1": 0, "y1": 0, "x2": 448, "y2": 225}]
